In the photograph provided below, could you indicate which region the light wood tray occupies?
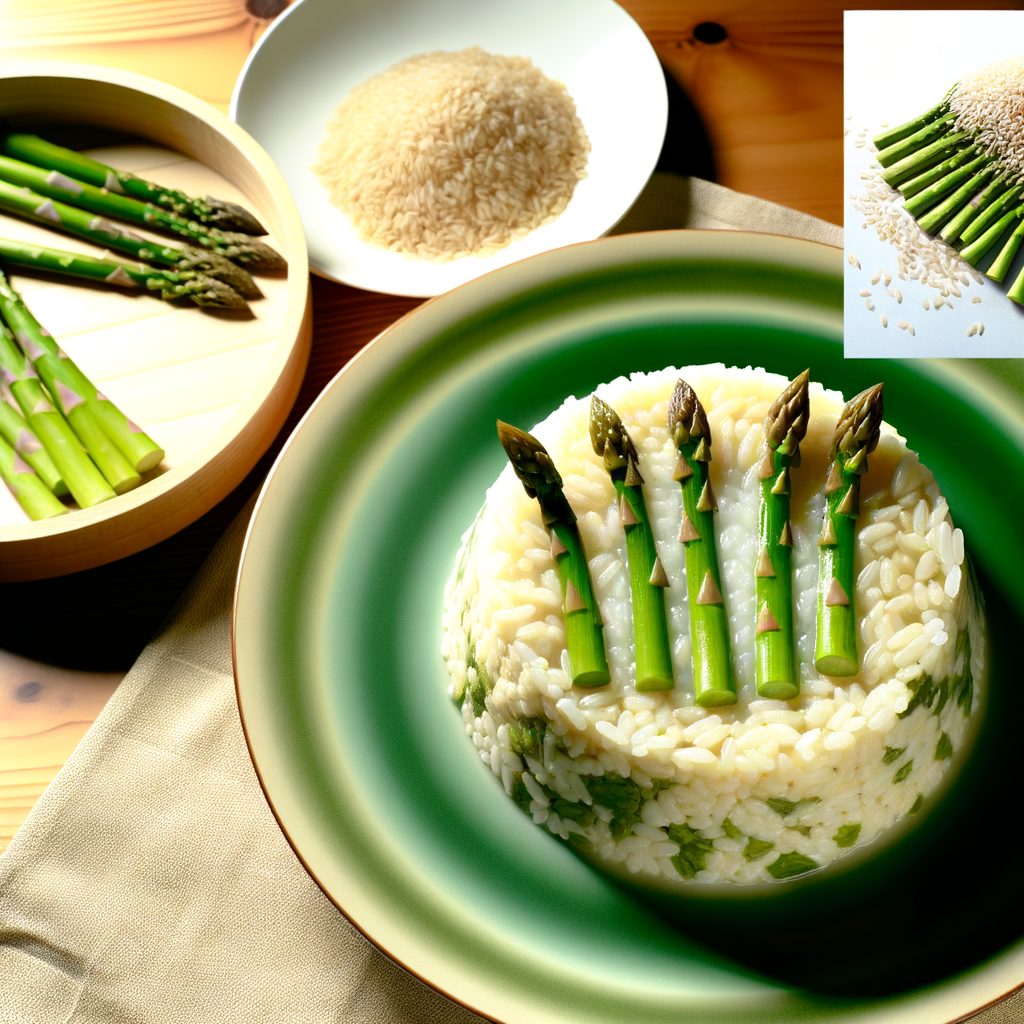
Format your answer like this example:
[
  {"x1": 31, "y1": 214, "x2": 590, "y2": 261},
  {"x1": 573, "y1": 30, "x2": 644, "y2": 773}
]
[{"x1": 0, "y1": 63, "x2": 311, "y2": 581}]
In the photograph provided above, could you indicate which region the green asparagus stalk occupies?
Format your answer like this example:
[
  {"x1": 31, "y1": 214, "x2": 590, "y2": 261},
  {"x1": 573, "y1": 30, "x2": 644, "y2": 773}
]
[
  {"x1": 916, "y1": 164, "x2": 997, "y2": 234},
  {"x1": 0, "y1": 155, "x2": 284, "y2": 270},
  {"x1": 497, "y1": 421, "x2": 610, "y2": 688},
  {"x1": 0, "y1": 125, "x2": 267, "y2": 235},
  {"x1": 668, "y1": 379, "x2": 735, "y2": 707},
  {"x1": 0, "y1": 374, "x2": 66, "y2": 494},
  {"x1": 876, "y1": 111, "x2": 958, "y2": 167},
  {"x1": 880, "y1": 131, "x2": 971, "y2": 189},
  {"x1": 590, "y1": 396, "x2": 673, "y2": 692},
  {"x1": 0, "y1": 179, "x2": 261, "y2": 298},
  {"x1": 960, "y1": 185, "x2": 1024, "y2": 246},
  {"x1": 939, "y1": 173, "x2": 1015, "y2": 243},
  {"x1": 0, "y1": 322, "x2": 114, "y2": 508},
  {"x1": 898, "y1": 146, "x2": 981, "y2": 199},
  {"x1": 0, "y1": 268, "x2": 164, "y2": 473},
  {"x1": 985, "y1": 215, "x2": 1024, "y2": 282},
  {"x1": 872, "y1": 99, "x2": 951, "y2": 151},
  {"x1": 0, "y1": 432, "x2": 67, "y2": 520},
  {"x1": 1007, "y1": 262, "x2": 1024, "y2": 305},
  {"x1": 815, "y1": 384, "x2": 884, "y2": 677},
  {"x1": 0, "y1": 236, "x2": 247, "y2": 309},
  {"x1": 959, "y1": 206, "x2": 1024, "y2": 266},
  {"x1": 755, "y1": 370, "x2": 810, "y2": 700},
  {"x1": 903, "y1": 155, "x2": 989, "y2": 218}
]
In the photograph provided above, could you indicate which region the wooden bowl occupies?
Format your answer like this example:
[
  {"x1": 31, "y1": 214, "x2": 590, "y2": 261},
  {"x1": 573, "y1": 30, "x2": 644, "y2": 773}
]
[{"x1": 0, "y1": 63, "x2": 311, "y2": 581}]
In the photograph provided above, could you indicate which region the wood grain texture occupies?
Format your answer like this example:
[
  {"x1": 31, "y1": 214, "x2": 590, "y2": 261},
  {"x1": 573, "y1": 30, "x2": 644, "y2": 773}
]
[
  {"x1": 0, "y1": 647, "x2": 122, "y2": 852},
  {"x1": 0, "y1": 65, "x2": 311, "y2": 580}
]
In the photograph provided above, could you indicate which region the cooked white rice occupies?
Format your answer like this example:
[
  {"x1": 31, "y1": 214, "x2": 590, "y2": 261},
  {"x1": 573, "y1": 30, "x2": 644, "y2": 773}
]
[
  {"x1": 311, "y1": 47, "x2": 590, "y2": 262},
  {"x1": 441, "y1": 365, "x2": 984, "y2": 885}
]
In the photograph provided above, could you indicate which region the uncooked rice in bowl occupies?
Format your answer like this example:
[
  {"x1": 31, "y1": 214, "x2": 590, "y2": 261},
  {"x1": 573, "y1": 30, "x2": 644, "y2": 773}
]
[{"x1": 311, "y1": 47, "x2": 590, "y2": 262}]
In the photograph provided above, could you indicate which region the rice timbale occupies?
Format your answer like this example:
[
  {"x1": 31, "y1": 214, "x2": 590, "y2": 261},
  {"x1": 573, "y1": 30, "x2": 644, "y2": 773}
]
[
  {"x1": 441, "y1": 365, "x2": 984, "y2": 886},
  {"x1": 311, "y1": 47, "x2": 590, "y2": 262}
]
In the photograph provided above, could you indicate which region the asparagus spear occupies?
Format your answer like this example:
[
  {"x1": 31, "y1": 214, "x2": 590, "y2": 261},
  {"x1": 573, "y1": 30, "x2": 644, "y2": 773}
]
[
  {"x1": 0, "y1": 155, "x2": 284, "y2": 270},
  {"x1": 898, "y1": 146, "x2": 981, "y2": 200},
  {"x1": 985, "y1": 214, "x2": 1024, "y2": 282},
  {"x1": 959, "y1": 184, "x2": 1024, "y2": 246},
  {"x1": 590, "y1": 396, "x2": 673, "y2": 692},
  {"x1": 0, "y1": 322, "x2": 114, "y2": 508},
  {"x1": 0, "y1": 374, "x2": 66, "y2": 494},
  {"x1": 668, "y1": 380, "x2": 736, "y2": 707},
  {"x1": 902, "y1": 155, "x2": 989, "y2": 219},
  {"x1": 755, "y1": 371, "x2": 810, "y2": 700},
  {"x1": 0, "y1": 125, "x2": 267, "y2": 235},
  {"x1": 0, "y1": 179, "x2": 262, "y2": 298},
  {"x1": 1007, "y1": 263, "x2": 1024, "y2": 305},
  {"x1": 939, "y1": 172, "x2": 1016, "y2": 243},
  {"x1": 872, "y1": 99, "x2": 951, "y2": 152},
  {"x1": 875, "y1": 111, "x2": 958, "y2": 168},
  {"x1": 0, "y1": 237, "x2": 247, "y2": 309},
  {"x1": 0, "y1": 268, "x2": 163, "y2": 474},
  {"x1": 959, "y1": 206, "x2": 1024, "y2": 266},
  {"x1": 815, "y1": 384, "x2": 884, "y2": 677},
  {"x1": 916, "y1": 165, "x2": 996, "y2": 234},
  {"x1": 497, "y1": 421, "x2": 610, "y2": 688},
  {"x1": 0, "y1": 431, "x2": 67, "y2": 520},
  {"x1": 880, "y1": 131, "x2": 971, "y2": 189}
]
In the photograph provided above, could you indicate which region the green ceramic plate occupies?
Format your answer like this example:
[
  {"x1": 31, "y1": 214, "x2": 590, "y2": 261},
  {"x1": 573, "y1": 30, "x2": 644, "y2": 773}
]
[{"x1": 233, "y1": 231, "x2": 1024, "y2": 1023}]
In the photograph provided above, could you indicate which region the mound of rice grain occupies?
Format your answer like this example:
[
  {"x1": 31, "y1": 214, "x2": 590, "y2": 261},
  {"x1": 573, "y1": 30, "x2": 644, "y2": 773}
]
[
  {"x1": 311, "y1": 47, "x2": 590, "y2": 262},
  {"x1": 951, "y1": 54, "x2": 1024, "y2": 174},
  {"x1": 441, "y1": 365, "x2": 984, "y2": 886}
]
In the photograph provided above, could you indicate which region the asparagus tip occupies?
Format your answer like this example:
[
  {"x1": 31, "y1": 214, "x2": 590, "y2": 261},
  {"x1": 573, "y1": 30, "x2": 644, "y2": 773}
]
[
  {"x1": 668, "y1": 378, "x2": 709, "y2": 447},
  {"x1": 835, "y1": 382, "x2": 884, "y2": 459},
  {"x1": 203, "y1": 196, "x2": 267, "y2": 236}
]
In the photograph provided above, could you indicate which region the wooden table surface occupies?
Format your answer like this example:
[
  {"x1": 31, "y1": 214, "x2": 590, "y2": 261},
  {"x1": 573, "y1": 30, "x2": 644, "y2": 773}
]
[{"x1": 0, "y1": 0, "x2": 850, "y2": 852}]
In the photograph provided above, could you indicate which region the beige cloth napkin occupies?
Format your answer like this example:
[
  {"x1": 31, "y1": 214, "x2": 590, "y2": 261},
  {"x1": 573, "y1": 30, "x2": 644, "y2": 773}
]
[{"x1": 0, "y1": 181, "x2": 867, "y2": 1023}]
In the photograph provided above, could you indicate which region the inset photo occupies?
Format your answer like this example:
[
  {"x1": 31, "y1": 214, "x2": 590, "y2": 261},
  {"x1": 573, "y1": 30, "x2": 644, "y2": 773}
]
[{"x1": 845, "y1": 10, "x2": 1024, "y2": 357}]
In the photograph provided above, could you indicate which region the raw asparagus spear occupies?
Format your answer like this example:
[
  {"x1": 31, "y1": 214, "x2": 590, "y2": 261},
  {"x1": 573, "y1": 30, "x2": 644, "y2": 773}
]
[
  {"x1": 669, "y1": 380, "x2": 736, "y2": 707},
  {"x1": 875, "y1": 111, "x2": 958, "y2": 168},
  {"x1": 958, "y1": 184, "x2": 1024, "y2": 246},
  {"x1": 497, "y1": 421, "x2": 610, "y2": 688},
  {"x1": 0, "y1": 155, "x2": 284, "y2": 270},
  {"x1": 0, "y1": 373, "x2": 66, "y2": 494},
  {"x1": 985, "y1": 215, "x2": 1024, "y2": 282},
  {"x1": 960, "y1": 206, "x2": 1024, "y2": 266},
  {"x1": 0, "y1": 179, "x2": 261, "y2": 298},
  {"x1": 755, "y1": 370, "x2": 809, "y2": 700},
  {"x1": 815, "y1": 384, "x2": 884, "y2": 677},
  {"x1": 0, "y1": 431, "x2": 66, "y2": 520},
  {"x1": 872, "y1": 99, "x2": 951, "y2": 152},
  {"x1": 916, "y1": 164, "x2": 996, "y2": 234},
  {"x1": 902, "y1": 154, "x2": 989, "y2": 218},
  {"x1": 0, "y1": 125, "x2": 267, "y2": 234},
  {"x1": 880, "y1": 131, "x2": 971, "y2": 189},
  {"x1": 0, "y1": 322, "x2": 114, "y2": 508},
  {"x1": 590, "y1": 395, "x2": 673, "y2": 692},
  {"x1": 0, "y1": 236, "x2": 248, "y2": 309},
  {"x1": 939, "y1": 172, "x2": 1016, "y2": 244},
  {"x1": 0, "y1": 268, "x2": 163, "y2": 474},
  {"x1": 898, "y1": 146, "x2": 981, "y2": 200}
]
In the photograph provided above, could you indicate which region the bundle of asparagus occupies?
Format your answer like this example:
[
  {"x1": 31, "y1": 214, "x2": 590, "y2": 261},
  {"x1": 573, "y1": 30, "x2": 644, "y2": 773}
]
[
  {"x1": 872, "y1": 57, "x2": 1024, "y2": 302},
  {"x1": 0, "y1": 268, "x2": 165, "y2": 519},
  {"x1": 498, "y1": 420, "x2": 610, "y2": 688},
  {"x1": 0, "y1": 123, "x2": 267, "y2": 235},
  {"x1": 590, "y1": 396, "x2": 673, "y2": 692}
]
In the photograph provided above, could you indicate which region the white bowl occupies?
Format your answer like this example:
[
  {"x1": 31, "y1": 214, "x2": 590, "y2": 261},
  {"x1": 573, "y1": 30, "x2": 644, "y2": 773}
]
[{"x1": 231, "y1": 0, "x2": 667, "y2": 297}]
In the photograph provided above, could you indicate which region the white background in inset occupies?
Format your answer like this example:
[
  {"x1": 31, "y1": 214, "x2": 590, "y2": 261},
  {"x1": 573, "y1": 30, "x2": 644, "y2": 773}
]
[{"x1": 844, "y1": 10, "x2": 1024, "y2": 358}]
